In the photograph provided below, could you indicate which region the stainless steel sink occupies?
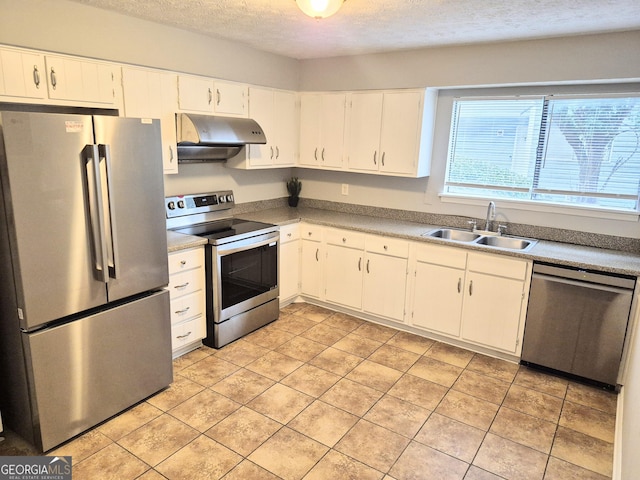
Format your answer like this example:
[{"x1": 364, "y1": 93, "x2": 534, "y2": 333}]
[
  {"x1": 474, "y1": 235, "x2": 537, "y2": 251},
  {"x1": 423, "y1": 227, "x2": 538, "y2": 252},
  {"x1": 423, "y1": 228, "x2": 481, "y2": 242}
]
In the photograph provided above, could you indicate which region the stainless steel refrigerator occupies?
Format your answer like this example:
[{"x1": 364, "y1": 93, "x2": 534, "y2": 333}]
[{"x1": 0, "y1": 111, "x2": 172, "y2": 452}]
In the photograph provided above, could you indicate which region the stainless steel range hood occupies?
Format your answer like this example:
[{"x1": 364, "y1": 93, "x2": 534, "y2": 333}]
[{"x1": 176, "y1": 113, "x2": 267, "y2": 163}]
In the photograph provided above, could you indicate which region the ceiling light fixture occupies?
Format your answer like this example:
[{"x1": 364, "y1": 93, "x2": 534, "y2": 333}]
[{"x1": 295, "y1": 0, "x2": 345, "y2": 19}]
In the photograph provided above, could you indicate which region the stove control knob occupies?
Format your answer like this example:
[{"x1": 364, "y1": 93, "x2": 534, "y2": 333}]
[
  {"x1": 219, "y1": 196, "x2": 226, "y2": 203},
  {"x1": 177, "y1": 200, "x2": 185, "y2": 209},
  {"x1": 226, "y1": 194, "x2": 234, "y2": 203},
  {"x1": 167, "y1": 201, "x2": 176, "y2": 210}
]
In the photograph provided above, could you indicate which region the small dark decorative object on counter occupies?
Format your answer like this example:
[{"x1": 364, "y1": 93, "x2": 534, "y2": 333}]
[{"x1": 287, "y1": 176, "x2": 302, "y2": 207}]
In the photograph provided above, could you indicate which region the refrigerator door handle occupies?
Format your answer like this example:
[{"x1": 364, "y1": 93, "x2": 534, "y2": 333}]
[
  {"x1": 98, "y1": 144, "x2": 120, "y2": 279},
  {"x1": 83, "y1": 144, "x2": 109, "y2": 283}
]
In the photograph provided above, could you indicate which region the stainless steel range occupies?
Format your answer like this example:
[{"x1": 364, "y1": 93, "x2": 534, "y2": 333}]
[{"x1": 166, "y1": 191, "x2": 279, "y2": 348}]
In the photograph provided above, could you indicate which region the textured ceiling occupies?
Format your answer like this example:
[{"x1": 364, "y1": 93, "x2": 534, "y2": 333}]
[{"x1": 67, "y1": 0, "x2": 640, "y2": 59}]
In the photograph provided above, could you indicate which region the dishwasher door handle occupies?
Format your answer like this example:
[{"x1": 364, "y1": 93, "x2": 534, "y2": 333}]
[{"x1": 533, "y1": 272, "x2": 634, "y2": 296}]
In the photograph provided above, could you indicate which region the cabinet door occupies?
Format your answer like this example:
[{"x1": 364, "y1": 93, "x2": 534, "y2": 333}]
[
  {"x1": 300, "y1": 239, "x2": 323, "y2": 298},
  {"x1": 273, "y1": 90, "x2": 298, "y2": 166},
  {"x1": 159, "y1": 73, "x2": 179, "y2": 174},
  {"x1": 299, "y1": 94, "x2": 321, "y2": 166},
  {"x1": 347, "y1": 92, "x2": 383, "y2": 172},
  {"x1": 248, "y1": 87, "x2": 274, "y2": 167},
  {"x1": 363, "y1": 252, "x2": 407, "y2": 322},
  {"x1": 0, "y1": 48, "x2": 46, "y2": 99},
  {"x1": 45, "y1": 55, "x2": 114, "y2": 104},
  {"x1": 411, "y1": 261, "x2": 465, "y2": 337},
  {"x1": 178, "y1": 75, "x2": 214, "y2": 112},
  {"x1": 460, "y1": 272, "x2": 524, "y2": 353},
  {"x1": 280, "y1": 239, "x2": 300, "y2": 302},
  {"x1": 379, "y1": 91, "x2": 422, "y2": 175},
  {"x1": 325, "y1": 244, "x2": 363, "y2": 309},
  {"x1": 213, "y1": 80, "x2": 247, "y2": 117},
  {"x1": 320, "y1": 93, "x2": 346, "y2": 168}
]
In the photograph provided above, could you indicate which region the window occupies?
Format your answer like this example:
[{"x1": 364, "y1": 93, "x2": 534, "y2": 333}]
[{"x1": 444, "y1": 95, "x2": 640, "y2": 212}]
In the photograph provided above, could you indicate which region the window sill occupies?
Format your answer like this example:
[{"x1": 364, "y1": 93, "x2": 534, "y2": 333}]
[{"x1": 439, "y1": 193, "x2": 640, "y2": 223}]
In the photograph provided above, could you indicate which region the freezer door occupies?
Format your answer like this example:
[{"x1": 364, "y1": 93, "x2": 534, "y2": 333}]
[
  {"x1": 92, "y1": 116, "x2": 169, "y2": 301},
  {"x1": 24, "y1": 290, "x2": 172, "y2": 452},
  {"x1": 0, "y1": 111, "x2": 107, "y2": 330}
]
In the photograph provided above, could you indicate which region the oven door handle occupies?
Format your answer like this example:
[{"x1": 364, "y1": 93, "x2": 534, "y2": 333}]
[{"x1": 215, "y1": 231, "x2": 280, "y2": 256}]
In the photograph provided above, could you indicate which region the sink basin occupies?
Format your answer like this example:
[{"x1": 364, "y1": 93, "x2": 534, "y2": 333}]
[
  {"x1": 474, "y1": 235, "x2": 537, "y2": 251},
  {"x1": 424, "y1": 228, "x2": 481, "y2": 242}
]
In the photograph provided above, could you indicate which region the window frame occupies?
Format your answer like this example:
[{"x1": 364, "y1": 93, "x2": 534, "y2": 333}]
[{"x1": 438, "y1": 85, "x2": 640, "y2": 221}]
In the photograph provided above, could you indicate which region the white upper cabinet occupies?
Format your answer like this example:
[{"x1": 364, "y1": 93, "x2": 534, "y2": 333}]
[
  {"x1": 177, "y1": 74, "x2": 214, "y2": 113},
  {"x1": 177, "y1": 75, "x2": 247, "y2": 117},
  {"x1": 121, "y1": 66, "x2": 179, "y2": 174},
  {"x1": 346, "y1": 89, "x2": 433, "y2": 177},
  {"x1": 230, "y1": 87, "x2": 298, "y2": 169},
  {"x1": 0, "y1": 47, "x2": 46, "y2": 100},
  {"x1": 44, "y1": 55, "x2": 116, "y2": 105},
  {"x1": 299, "y1": 93, "x2": 346, "y2": 169},
  {"x1": 213, "y1": 80, "x2": 248, "y2": 117}
]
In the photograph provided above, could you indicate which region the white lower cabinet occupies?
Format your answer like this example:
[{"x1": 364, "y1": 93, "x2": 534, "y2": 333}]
[
  {"x1": 168, "y1": 247, "x2": 206, "y2": 356},
  {"x1": 324, "y1": 229, "x2": 365, "y2": 309},
  {"x1": 409, "y1": 245, "x2": 530, "y2": 355},
  {"x1": 362, "y1": 235, "x2": 409, "y2": 323},
  {"x1": 459, "y1": 252, "x2": 530, "y2": 354},
  {"x1": 279, "y1": 223, "x2": 300, "y2": 304},
  {"x1": 300, "y1": 224, "x2": 324, "y2": 299}
]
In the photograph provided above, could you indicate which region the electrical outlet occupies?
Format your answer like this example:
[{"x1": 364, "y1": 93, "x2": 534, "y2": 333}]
[{"x1": 341, "y1": 184, "x2": 349, "y2": 195}]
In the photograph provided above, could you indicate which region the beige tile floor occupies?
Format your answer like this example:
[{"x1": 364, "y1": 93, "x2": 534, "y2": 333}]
[{"x1": 0, "y1": 302, "x2": 617, "y2": 480}]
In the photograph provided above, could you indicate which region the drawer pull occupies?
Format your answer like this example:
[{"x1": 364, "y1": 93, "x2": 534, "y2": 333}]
[
  {"x1": 174, "y1": 282, "x2": 190, "y2": 289},
  {"x1": 175, "y1": 307, "x2": 190, "y2": 315},
  {"x1": 180, "y1": 260, "x2": 187, "y2": 266},
  {"x1": 177, "y1": 331, "x2": 192, "y2": 339}
]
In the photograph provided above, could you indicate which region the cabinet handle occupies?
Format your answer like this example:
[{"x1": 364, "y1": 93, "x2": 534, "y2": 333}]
[
  {"x1": 208, "y1": 88, "x2": 212, "y2": 105},
  {"x1": 366, "y1": 259, "x2": 370, "y2": 274},
  {"x1": 358, "y1": 257, "x2": 362, "y2": 271},
  {"x1": 216, "y1": 88, "x2": 221, "y2": 105},
  {"x1": 175, "y1": 306, "x2": 190, "y2": 315},
  {"x1": 342, "y1": 237, "x2": 346, "y2": 243},
  {"x1": 276, "y1": 146, "x2": 280, "y2": 159},
  {"x1": 180, "y1": 260, "x2": 187, "y2": 266},
  {"x1": 174, "y1": 282, "x2": 190, "y2": 289},
  {"x1": 287, "y1": 232, "x2": 292, "y2": 238},
  {"x1": 469, "y1": 280, "x2": 473, "y2": 296},
  {"x1": 381, "y1": 152, "x2": 385, "y2": 167},
  {"x1": 177, "y1": 331, "x2": 192, "y2": 339},
  {"x1": 270, "y1": 146, "x2": 274, "y2": 160},
  {"x1": 321, "y1": 148, "x2": 325, "y2": 161},
  {"x1": 314, "y1": 148, "x2": 318, "y2": 161},
  {"x1": 457, "y1": 277, "x2": 461, "y2": 293},
  {"x1": 169, "y1": 145, "x2": 175, "y2": 164},
  {"x1": 373, "y1": 151, "x2": 377, "y2": 165},
  {"x1": 383, "y1": 245, "x2": 388, "y2": 251},
  {"x1": 308, "y1": 231, "x2": 313, "y2": 237},
  {"x1": 315, "y1": 248, "x2": 319, "y2": 261},
  {"x1": 33, "y1": 65, "x2": 40, "y2": 88},
  {"x1": 50, "y1": 67, "x2": 57, "y2": 90}
]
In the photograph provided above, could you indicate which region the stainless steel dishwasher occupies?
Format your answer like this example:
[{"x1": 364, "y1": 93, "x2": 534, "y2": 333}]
[{"x1": 521, "y1": 263, "x2": 636, "y2": 388}]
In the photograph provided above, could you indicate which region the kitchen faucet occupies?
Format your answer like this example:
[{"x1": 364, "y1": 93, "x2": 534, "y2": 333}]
[{"x1": 485, "y1": 201, "x2": 496, "y2": 232}]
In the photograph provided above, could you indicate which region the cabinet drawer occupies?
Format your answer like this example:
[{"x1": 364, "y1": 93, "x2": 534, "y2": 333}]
[
  {"x1": 171, "y1": 316, "x2": 206, "y2": 350},
  {"x1": 280, "y1": 223, "x2": 300, "y2": 243},
  {"x1": 170, "y1": 290, "x2": 204, "y2": 325},
  {"x1": 300, "y1": 224, "x2": 323, "y2": 242},
  {"x1": 416, "y1": 243, "x2": 467, "y2": 269},
  {"x1": 366, "y1": 235, "x2": 409, "y2": 258},
  {"x1": 467, "y1": 252, "x2": 529, "y2": 280},
  {"x1": 326, "y1": 229, "x2": 366, "y2": 249},
  {"x1": 168, "y1": 247, "x2": 204, "y2": 275},
  {"x1": 168, "y1": 268, "x2": 204, "y2": 298}
]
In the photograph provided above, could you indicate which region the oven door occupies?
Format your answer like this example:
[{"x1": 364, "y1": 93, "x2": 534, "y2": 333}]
[{"x1": 209, "y1": 230, "x2": 279, "y2": 323}]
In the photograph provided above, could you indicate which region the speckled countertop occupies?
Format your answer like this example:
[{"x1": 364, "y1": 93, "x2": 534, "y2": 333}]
[{"x1": 167, "y1": 206, "x2": 640, "y2": 277}]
